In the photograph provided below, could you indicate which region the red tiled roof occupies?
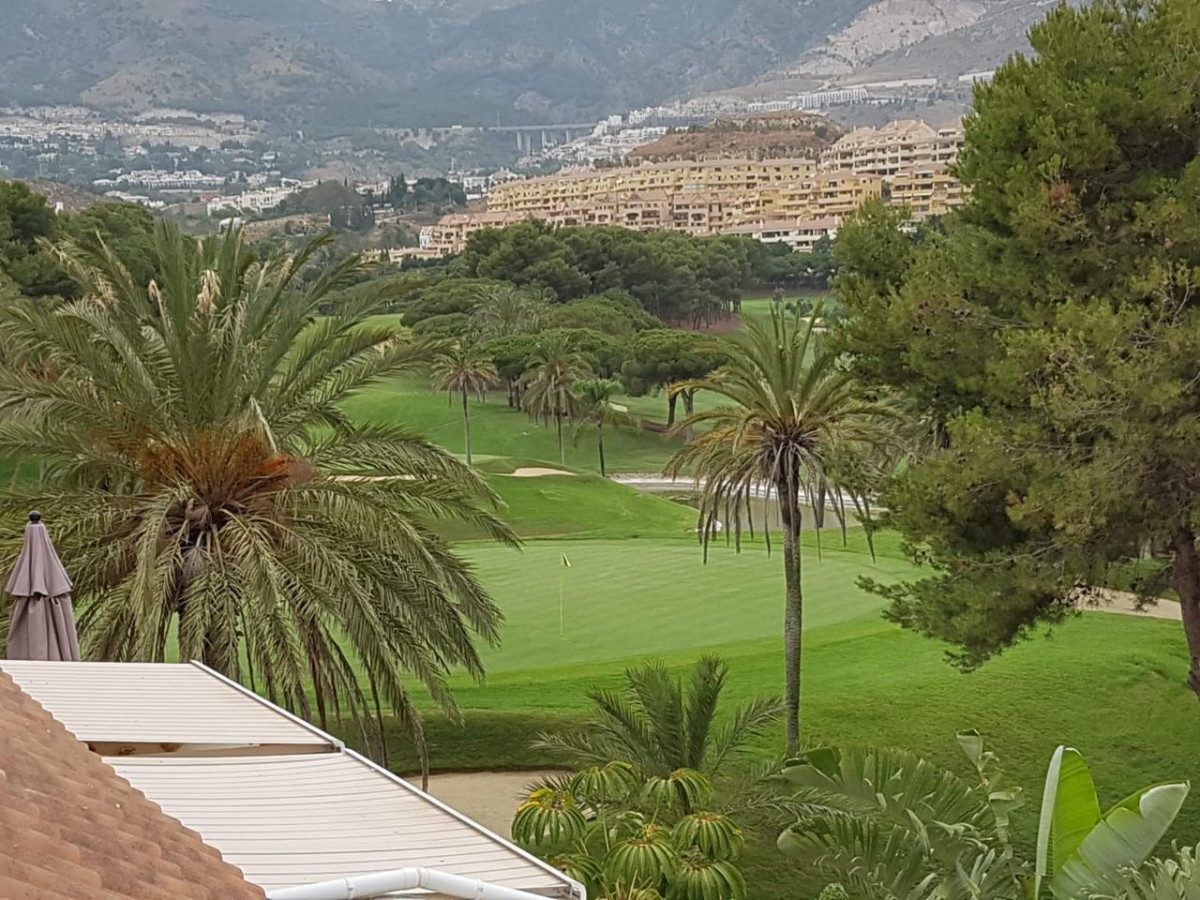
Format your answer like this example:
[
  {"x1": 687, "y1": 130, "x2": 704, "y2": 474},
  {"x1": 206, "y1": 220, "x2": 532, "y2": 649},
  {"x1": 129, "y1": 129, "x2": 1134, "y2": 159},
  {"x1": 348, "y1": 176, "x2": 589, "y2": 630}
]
[{"x1": 0, "y1": 670, "x2": 265, "y2": 900}]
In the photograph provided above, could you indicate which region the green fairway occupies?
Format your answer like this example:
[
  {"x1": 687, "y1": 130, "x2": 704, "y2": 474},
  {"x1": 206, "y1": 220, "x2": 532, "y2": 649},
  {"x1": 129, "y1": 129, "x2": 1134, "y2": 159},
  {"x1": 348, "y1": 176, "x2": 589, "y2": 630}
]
[
  {"x1": 446, "y1": 470, "x2": 699, "y2": 541},
  {"x1": 376, "y1": 524, "x2": 1200, "y2": 899},
  {"x1": 342, "y1": 376, "x2": 680, "y2": 473},
  {"x1": 458, "y1": 535, "x2": 912, "y2": 673}
]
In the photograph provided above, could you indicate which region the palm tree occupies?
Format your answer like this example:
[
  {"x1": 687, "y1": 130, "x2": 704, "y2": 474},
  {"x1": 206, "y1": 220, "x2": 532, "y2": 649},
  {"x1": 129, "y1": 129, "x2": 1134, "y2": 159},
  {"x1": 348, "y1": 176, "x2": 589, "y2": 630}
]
[
  {"x1": 471, "y1": 283, "x2": 549, "y2": 338},
  {"x1": 522, "y1": 332, "x2": 591, "y2": 466},
  {"x1": 573, "y1": 378, "x2": 634, "y2": 478},
  {"x1": 533, "y1": 656, "x2": 783, "y2": 780},
  {"x1": 431, "y1": 340, "x2": 498, "y2": 467},
  {"x1": 0, "y1": 225, "x2": 517, "y2": 785},
  {"x1": 665, "y1": 306, "x2": 896, "y2": 753}
]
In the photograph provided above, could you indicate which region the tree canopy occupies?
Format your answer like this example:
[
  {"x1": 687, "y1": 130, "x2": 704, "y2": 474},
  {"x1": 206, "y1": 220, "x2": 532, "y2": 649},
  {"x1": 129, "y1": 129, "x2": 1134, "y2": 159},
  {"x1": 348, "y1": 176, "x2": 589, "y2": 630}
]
[
  {"x1": 836, "y1": 0, "x2": 1200, "y2": 693},
  {"x1": 458, "y1": 221, "x2": 756, "y2": 322}
]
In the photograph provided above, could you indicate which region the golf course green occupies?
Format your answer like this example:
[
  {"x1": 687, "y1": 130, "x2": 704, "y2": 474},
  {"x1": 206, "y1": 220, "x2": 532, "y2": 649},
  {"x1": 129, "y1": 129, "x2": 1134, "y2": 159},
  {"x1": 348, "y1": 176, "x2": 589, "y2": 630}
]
[{"x1": 341, "y1": 338, "x2": 1200, "y2": 900}]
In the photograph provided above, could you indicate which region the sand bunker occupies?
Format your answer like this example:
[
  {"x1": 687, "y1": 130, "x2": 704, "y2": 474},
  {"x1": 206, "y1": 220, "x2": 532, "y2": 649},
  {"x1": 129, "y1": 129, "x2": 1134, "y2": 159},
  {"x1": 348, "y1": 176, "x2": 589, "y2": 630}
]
[{"x1": 505, "y1": 467, "x2": 576, "y2": 478}]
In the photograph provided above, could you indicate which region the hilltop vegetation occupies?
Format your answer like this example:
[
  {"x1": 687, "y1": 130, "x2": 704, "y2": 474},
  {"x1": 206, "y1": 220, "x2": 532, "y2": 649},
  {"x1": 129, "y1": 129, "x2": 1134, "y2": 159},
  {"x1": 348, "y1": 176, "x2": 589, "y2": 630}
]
[{"x1": 628, "y1": 112, "x2": 846, "y2": 162}]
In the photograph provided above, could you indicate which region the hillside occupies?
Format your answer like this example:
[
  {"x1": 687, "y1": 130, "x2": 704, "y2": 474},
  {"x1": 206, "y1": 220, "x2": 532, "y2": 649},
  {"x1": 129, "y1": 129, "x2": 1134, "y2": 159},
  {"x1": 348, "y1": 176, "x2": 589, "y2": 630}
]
[
  {"x1": 628, "y1": 113, "x2": 845, "y2": 162},
  {"x1": 727, "y1": 0, "x2": 1078, "y2": 98},
  {"x1": 1, "y1": 0, "x2": 880, "y2": 128}
]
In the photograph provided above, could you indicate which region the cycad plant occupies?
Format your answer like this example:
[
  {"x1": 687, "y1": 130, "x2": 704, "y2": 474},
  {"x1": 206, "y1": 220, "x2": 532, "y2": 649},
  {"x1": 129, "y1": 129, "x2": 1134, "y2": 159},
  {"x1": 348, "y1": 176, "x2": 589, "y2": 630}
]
[
  {"x1": 513, "y1": 761, "x2": 748, "y2": 900},
  {"x1": 0, "y1": 225, "x2": 516, "y2": 783},
  {"x1": 431, "y1": 339, "x2": 498, "y2": 466},
  {"x1": 665, "y1": 305, "x2": 897, "y2": 753},
  {"x1": 522, "y1": 332, "x2": 591, "y2": 466},
  {"x1": 534, "y1": 657, "x2": 784, "y2": 783}
]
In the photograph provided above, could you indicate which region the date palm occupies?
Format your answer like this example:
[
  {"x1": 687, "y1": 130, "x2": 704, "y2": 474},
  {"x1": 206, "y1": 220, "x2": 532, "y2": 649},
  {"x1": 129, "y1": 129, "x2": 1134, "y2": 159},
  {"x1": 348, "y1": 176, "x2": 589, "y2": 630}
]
[
  {"x1": 573, "y1": 378, "x2": 634, "y2": 478},
  {"x1": 665, "y1": 306, "x2": 896, "y2": 753},
  {"x1": 522, "y1": 332, "x2": 591, "y2": 467},
  {"x1": 0, "y1": 225, "x2": 516, "y2": 784},
  {"x1": 471, "y1": 283, "x2": 549, "y2": 338},
  {"x1": 431, "y1": 339, "x2": 498, "y2": 467}
]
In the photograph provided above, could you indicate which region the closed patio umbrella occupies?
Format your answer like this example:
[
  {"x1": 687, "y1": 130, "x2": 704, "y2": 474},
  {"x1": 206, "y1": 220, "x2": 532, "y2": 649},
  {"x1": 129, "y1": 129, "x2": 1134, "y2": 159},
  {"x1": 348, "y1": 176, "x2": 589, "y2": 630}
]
[{"x1": 5, "y1": 511, "x2": 80, "y2": 661}]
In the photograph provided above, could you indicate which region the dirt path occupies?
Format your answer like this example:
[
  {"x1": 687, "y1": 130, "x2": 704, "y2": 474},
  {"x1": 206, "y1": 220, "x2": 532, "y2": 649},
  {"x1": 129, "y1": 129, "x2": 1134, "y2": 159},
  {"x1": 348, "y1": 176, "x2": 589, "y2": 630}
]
[{"x1": 424, "y1": 770, "x2": 567, "y2": 837}]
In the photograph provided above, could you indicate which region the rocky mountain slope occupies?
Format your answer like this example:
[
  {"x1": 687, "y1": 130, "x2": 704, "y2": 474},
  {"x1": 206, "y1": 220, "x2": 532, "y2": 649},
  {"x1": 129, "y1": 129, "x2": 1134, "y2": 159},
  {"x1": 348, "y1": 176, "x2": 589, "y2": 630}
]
[
  {"x1": 745, "y1": 0, "x2": 1071, "y2": 92},
  {"x1": 1, "y1": 0, "x2": 880, "y2": 128}
]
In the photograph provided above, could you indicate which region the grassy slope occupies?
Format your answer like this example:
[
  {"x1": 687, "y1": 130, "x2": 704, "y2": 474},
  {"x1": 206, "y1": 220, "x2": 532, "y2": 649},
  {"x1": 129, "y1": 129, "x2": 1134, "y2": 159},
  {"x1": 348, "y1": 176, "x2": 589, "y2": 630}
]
[{"x1": 343, "y1": 376, "x2": 681, "y2": 473}]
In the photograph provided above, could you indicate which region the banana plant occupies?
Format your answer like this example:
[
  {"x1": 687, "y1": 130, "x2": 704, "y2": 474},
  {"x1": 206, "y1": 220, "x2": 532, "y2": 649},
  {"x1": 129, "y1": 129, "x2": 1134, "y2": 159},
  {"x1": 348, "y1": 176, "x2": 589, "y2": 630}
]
[
  {"x1": 1035, "y1": 747, "x2": 1189, "y2": 899},
  {"x1": 1091, "y1": 844, "x2": 1200, "y2": 900}
]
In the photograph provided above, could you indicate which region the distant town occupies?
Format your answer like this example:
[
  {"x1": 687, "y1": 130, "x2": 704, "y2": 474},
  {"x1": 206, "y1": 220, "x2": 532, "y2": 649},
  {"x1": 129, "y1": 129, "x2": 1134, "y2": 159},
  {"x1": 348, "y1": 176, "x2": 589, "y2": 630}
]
[{"x1": 0, "y1": 68, "x2": 986, "y2": 258}]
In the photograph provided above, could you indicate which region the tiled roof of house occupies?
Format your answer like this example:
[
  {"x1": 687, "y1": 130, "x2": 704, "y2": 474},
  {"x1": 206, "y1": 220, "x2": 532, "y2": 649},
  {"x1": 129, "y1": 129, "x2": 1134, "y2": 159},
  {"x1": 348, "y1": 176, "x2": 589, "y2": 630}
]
[{"x1": 0, "y1": 670, "x2": 264, "y2": 900}]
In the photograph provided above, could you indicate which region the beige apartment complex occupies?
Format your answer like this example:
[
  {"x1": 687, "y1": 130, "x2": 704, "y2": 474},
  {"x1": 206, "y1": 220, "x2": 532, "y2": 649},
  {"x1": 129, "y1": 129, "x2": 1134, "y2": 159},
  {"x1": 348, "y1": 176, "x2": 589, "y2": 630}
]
[
  {"x1": 820, "y1": 118, "x2": 964, "y2": 176},
  {"x1": 431, "y1": 118, "x2": 967, "y2": 255}
]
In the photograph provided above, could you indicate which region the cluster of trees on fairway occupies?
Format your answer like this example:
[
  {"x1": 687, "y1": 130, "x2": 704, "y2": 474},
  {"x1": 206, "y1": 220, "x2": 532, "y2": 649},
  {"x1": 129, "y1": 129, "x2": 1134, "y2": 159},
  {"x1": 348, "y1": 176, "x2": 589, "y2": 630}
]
[
  {"x1": 405, "y1": 278, "x2": 733, "y2": 472},
  {"x1": 453, "y1": 220, "x2": 807, "y2": 326}
]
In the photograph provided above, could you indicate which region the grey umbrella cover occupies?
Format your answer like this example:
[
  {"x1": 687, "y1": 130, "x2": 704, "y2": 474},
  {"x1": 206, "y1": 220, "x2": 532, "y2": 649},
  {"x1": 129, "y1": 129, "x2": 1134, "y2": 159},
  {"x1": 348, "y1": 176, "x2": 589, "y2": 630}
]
[{"x1": 5, "y1": 514, "x2": 80, "y2": 661}]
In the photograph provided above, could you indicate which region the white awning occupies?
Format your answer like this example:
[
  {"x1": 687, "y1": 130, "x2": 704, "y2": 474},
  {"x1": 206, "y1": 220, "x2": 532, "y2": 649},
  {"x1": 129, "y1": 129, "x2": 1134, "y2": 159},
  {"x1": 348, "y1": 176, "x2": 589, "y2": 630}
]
[
  {"x1": 0, "y1": 660, "x2": 333, "y2": 752},
  {"x1": 110, "y1": 751, "x2": 576, "y2": 897}
]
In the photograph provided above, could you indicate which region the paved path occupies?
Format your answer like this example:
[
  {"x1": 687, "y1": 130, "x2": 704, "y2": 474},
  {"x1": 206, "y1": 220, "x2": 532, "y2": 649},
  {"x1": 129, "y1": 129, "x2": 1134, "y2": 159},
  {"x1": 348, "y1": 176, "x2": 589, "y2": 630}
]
[
  {"x1": 424, "y1": 770, "x2": 566, "y2": 837},
  {"x1": 1082, "y1": 588, "x2": 1181, "y2": 621}
]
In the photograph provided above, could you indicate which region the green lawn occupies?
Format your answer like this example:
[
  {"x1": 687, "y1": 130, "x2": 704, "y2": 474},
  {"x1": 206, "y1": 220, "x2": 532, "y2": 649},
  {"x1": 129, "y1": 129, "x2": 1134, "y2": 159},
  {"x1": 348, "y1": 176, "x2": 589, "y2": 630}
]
[
  {"x1": 342, "y1": 376, "x2": 680, "y2": 473},
  {"x1": 326, "y1": 311, "x2": 1200, "y2": 896},
  {"x1": 444, "y1": 469, "x2": 699, "y2": 541}
]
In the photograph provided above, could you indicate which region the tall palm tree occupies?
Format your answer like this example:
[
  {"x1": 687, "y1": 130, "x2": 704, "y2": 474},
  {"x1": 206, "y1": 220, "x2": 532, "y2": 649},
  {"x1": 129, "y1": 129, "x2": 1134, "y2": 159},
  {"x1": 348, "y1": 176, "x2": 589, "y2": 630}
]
[
  {"x1": 522, "y1": 332, "x2": 591, "y2": 466},
  {"x1": 573, "y1": 377, "x2": 634, "y2": 478},
  {"x1": 431, "y1": 340, "x2": 498, "y2": 467},
  {"x1": 471, "y1": 283, "x2": 549, "y2": 338},
  {"x1": 0, "y1": 225, "x2": 517, "y2": 784},
  {"x1": 533, "y1": 656, "x2": 783, "y2": 780},
  {"x1": 665, "y1": 306, "x2": 896, "y2": 753}
]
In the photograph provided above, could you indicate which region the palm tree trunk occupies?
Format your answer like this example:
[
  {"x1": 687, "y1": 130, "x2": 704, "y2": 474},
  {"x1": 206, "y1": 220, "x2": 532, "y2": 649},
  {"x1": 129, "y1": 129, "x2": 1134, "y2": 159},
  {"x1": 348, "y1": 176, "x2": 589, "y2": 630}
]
[
  {"x1": 556, "y1": 409, "x2": 565, "y2": 466},
  {"x1": 597, "y1": 422, "x2": 606, "y2": 478},
  {"x1": 1172, "y1": 527, "x2": 1200, "y2": 698},
  {"x1": 778, "y1": 473, "x2": 804, "y2": 754},
  {"x1": 461, "y1": 385, "x2": 472, "y2": 467}
]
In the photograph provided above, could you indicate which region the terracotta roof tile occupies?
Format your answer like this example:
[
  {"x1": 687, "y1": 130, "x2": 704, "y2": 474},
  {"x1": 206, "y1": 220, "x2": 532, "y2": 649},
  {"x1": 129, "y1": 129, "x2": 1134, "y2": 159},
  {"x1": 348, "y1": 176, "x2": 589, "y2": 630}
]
[{"x1": 0, "y1": 671, "x2": 264, "y2": 900}]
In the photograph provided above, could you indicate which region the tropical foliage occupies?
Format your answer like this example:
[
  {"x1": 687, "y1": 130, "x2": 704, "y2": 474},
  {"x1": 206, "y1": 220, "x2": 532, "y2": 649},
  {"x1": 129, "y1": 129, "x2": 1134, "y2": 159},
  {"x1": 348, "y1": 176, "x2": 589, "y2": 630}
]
[
  {"x1": 574, "y1": 377, "x2": 635, "y2": 477},
  {"x1": 665, "y1": 306, "x2": 897, "y2": 751},
  {"x1": 777, "y1": 734, "x2": 1190, "y2": 900},
  {"x1": 470, "y1": 282, "x2": 550, "y2": 339},
  {"x1": 513, "y1": 761, "x2": 748, "y2": 900},
  {"x1": 0, "y1": 225, "x2": 516, "y2": 782},
  {"x1": 533, "y1": 657, "x2": 784, "y2": 780}
]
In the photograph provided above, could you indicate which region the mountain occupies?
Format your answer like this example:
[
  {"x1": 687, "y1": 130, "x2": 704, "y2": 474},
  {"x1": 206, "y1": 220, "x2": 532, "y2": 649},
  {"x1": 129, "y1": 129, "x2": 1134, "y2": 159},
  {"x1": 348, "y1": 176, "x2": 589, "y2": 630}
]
[
  {"x1": 1, "y1": 0, "x2": 884, "y2": 128},
  {"x1": 735, "y1": 0, "x2": 1069, "y2": 96}
]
